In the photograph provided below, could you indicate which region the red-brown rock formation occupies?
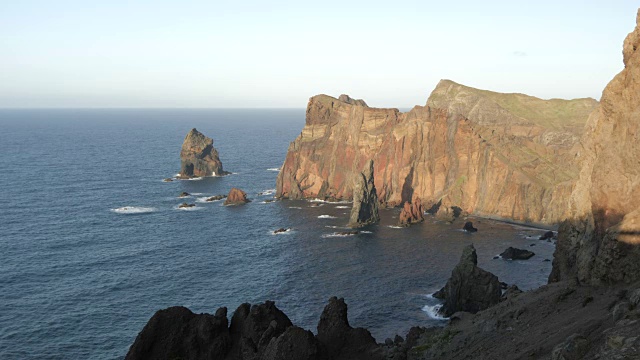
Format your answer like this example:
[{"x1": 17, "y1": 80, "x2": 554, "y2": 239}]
[
  {"x1": 276, "y1": 83, "x2": 597, "y2": 224},
  {"x1": 551, "y1": 10, "x2": 640, "y2": 285},
  {"x1": 178, "y1": 128, "x2": 229, "y2": 178},
  {"x1": 398, "y1": 199, "x2": 424, "y2": 226},
  {"x1": 224, "y1": 188, "x2": 249, "y2": 206}
]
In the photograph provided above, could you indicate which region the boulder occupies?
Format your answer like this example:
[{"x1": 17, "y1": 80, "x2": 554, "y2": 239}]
[
  {"x1": 433, "y1": 244, "x2": 502, "y2": 317},
  {"x1": 539, "y1": 231, "x2": 555, "y2": 240},
  {"x1": 348, "y1": 160, "x2": 380, "y2": 228},
  {"x1": 178, "y1": 128, "x2": 229, "y2": 178},
  {"x1": 463, "y1": 221, "x2": 478, "y2": 232},
  {"x1": 551, "y1": 334, "x2": 589, "y2": 360},
  {"x1": 398, "y1": 199, "x2": 425, "y2": 226},
  {"x1": 125, "y1": 306, "x2": 231, "y2": 360},
  {"x1": 500, "y1": 247, "x2": 535, "y2": 260},
  {"x1": 224, "y1": 188, "x2": 250, "y2": 205},
  {"x1": 316, "y1": 297, "x2": 384, "y2": 360}
]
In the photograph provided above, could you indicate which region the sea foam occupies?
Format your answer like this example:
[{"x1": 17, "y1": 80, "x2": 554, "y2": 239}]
[
  {"x1": 112, "y1": 207, "x2": 156, "y2": 214},
  {"x1": 318, "y1": 215, "x2": 337, "y2": 219}
]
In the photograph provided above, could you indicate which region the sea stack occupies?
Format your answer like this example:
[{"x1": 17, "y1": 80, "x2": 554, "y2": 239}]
[
  {"x1": 178, "y1": 128, "x2": 229, "y2": 179},
  {"x1": 348, "y1": 160, "x2": 379, "y2": 228},
  {"x1": 224, "y1": 188, "x2": 250, "y2": 206},
  {"x1": 433, "y1": 244, "x2": 501, "y2": 317},
  {"x1": 398, "y1": 199, "x2": 425, "y2": 226}
]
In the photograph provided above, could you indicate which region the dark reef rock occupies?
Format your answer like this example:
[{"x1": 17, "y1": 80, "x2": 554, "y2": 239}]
[
  {"x1": 163, "y1": 178, "x2": 173, "y2": 182},
  {"x1": 273, "y1": 228, "x2": 289, "y2": 234},
  {"x1": 398, "y1": 199, "x2": 425, "y2": 226},
  {"x1": 463, "y1": 221, "x2": 478, "y2": 232},
  {"x1": 500, "y1": 247, "x2": 535, "y2": 260},
  {"x1": 125, "y1": 306, "x2": 231, "y2": 360},
  {"x1": 224, "y1": 188, "x2": 250, "y2": 206},
  {"x1": 178, "y1": 203, "x2": 195, "y2": 208},
  {"x1": 178, "y1": 128, "x2": 229, "y2": 179},
  {"x1": 539, "y1": 231, "x2": 555, "y2": 240},
  {"x1": 206, "y1": 195, "x2": 226, "y2": 202},
  {"x1": 179, "y1": 192, "x2": 190, "y2": 198},
  {"x1": 348, "y1": 160, "x2": 380, "y2": 228},
  {"x1": 433, "y1": 244, "x2": 501, "y2": 317},
  {"x1": 261, "y1": 326, "x2": 320, "y2": 360}
]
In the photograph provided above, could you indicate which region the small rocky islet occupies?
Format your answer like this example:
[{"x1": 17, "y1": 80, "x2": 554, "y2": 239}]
[{"x1": 128, "y1": 9, "x2": 640, "y2": 359}]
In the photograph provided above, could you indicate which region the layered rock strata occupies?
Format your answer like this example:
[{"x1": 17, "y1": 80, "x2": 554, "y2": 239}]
[
  {"x1": 348, "y1": 160, "x2": 380, "y2": 228},
  {"x1": 550, "y1": 9, "x2": 640, "y2": 285},
  {"x1": 276, "y1": 83, "x2": 597, "y2": 224},
  {"x1": 179, "y1": 128, "x2": 229, "y2": 178}
]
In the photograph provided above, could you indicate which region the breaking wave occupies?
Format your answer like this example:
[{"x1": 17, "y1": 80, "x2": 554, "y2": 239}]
[{"x1": 111, "y1": 207, "x2": 156, "y2": 214}]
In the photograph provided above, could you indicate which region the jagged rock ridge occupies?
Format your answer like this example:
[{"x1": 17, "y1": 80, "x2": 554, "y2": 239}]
[
  {"x1": 348, "y1": 160, "x2": 380, "y2": 228},
  {"x1": 276, "y1": 86, "x2": 597, "y2": 224},
  {"x1": 179, "y1": 128, "x2": 229, "y2": 178}
]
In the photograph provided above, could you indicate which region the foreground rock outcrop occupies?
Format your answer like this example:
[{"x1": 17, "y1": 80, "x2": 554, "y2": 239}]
[
  {"x1": 550, "y1": 9, "x2": 640, "y2": 285},
  {"x1": 432, "y1": 244, "x2": 501, "y2": 317},
  {"x1": 126, "y1": 298, "x2": 383, "y2": 360},
  {"x1": 348, "y1": 160, "x2": 380, "y2": 228},
  {"x1": 179, "y1": 128, "x2": 229, "y2": 178},
  {"x1": 276, "y1": 84, "x2": 597, "y2": 224}
]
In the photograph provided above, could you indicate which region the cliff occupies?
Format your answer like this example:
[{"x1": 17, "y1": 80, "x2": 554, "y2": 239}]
[
  {"x1": 276, "y1": 84, "x2": 597, "y2": 224},
  {"x1": 550, "y1": 9, "x2": 640, "y2": 285},
  {"x1": 179, "y1": 128, "x2": 229, "y2": 178}
]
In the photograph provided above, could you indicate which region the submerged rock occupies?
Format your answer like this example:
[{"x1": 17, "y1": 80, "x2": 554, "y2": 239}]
[
  {"x1": 463, "y1": 221, "x2": 478, "y2": 232},
  {"x1": 178, "y1": 128, "x2": 229, "y2": 179},
  {"x1": 206, "y1": 195, "x2": 226, "y2": 202},
  {"x1": 224, "y1": 188, "x2": 250, "y2": 206},
  {"x1": 163, "y1": 178, "x2": 173, "y2": 182},
  {"x1": 178, "y1": 203, "x2": 195, "y2": 208},
  {"x1": 348, "y1": 160, "x2": 380, "y2": 228},
  {"x1": 433, "y1": 244, "x2": 501, "y2": 317},
  {"x1": 179, "y1": 192, "x2": 190, "y2": 198},
  {"x1": 273, "y1": 228, "x2": 290, "y2": 234},
  {"x1": 398, "y1": 199, "x2": 424, "y2": 226},
  {"x1": 500, "y1": 247, "x2": 535, "y2": 260}
]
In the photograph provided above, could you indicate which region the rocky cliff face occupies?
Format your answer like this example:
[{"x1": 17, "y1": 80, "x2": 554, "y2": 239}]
[
  {"x1": 179, "y1": 128, "x2": 229, "y2": 178},
  {"x1": 550, "y1": 10, "x2": 640, "y2": 285},
  {"x1": 276, "y1": 83, "x2": 597, "y2": 224}
]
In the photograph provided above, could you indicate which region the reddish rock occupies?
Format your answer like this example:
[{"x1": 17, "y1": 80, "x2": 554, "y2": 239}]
[
  {"x1": 178, "y1": 128, "x2": 229, "y2": 178},
  {"x1": 224, "y1": 188, "x2": 250, "y2": 206},
  {"x1": 398, "y1": 199, "x2": 424, "y2": 226},
  {"x1": 276, "y1": 88, "x2": 597, "y2": 224}
]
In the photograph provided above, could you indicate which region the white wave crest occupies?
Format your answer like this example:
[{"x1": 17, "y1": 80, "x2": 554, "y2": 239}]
[
  {"x1": 174, "y1": 205, "x2": 201, "y2": 211},
  {"x1": 308, "y1": 198, "x2": 350, "y2": 204},
  {"x1": 289, "y1": 206, "x2": 302, "y2": 209},
  {"x1": 112, "y1": 207, "x2": 156, "y2": 214},
  {"x1": 258, "y1": 189, "x2": 276, "y2": 196},
  {"x1": 335, "y1": 205, "x2": 350, "y2": 209},
  {"x1": 322, "y1": 232, "x2": 357, "y2": 238},
  {"x1": 387, "y1": 225, "x2": 405, "y2": 229},
  {"x1": 318, "y1": 215, "x2": 337, "y2": 219},
  {"x1": 422, "y1": 304, "x2": 447, "y2": 320},
  {"x1": 267, "y1": 168, "x2": 281, "y2": 171}
]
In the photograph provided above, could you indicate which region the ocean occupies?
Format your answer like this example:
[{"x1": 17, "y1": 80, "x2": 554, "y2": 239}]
[{"x1": 0, "y1": 109, "x2": 555, "y2": 359}]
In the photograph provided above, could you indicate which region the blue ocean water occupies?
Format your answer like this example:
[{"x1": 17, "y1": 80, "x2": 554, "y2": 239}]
[{"x1": 0, "y1": 109, "x2": 555, "y2": 359}]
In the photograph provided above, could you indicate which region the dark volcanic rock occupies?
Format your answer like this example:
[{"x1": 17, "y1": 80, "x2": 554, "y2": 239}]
[
  {"x1": 539, "y1": 230, "x2": 555, "y2": 240},
  {"x1": 261, "y1": 326, "x2": 320, "y2": 360},
  {"x1": 433, "y1": 244, "x2": 501, "y2": 317},
  {"x1": 316, "y1": 297, "x2": 383, "y2": 360},
  {"x1": 206, "y1": 195, "x2": 226, "y2": 202},
  {"x1": 500, "y1": 247, "x2": 535, "y2": 260},
  {"x1": 227, "y1": 301, "x2": 293, "y2": 359},
  {"x1": 348, "y1": 160, "x2": 380, "y2": 228},
  {"x1": 178, "y1": 128, "x2": 229, "y2": 178},
  {"x1": 178, "y1": 203, "x2": 195, "y2": 208},
  {"x1": 273, "y1": 228, "x2": 289, "y2": 234},
  {"x1": 163, "y1": 178, "x2": 173, "y2": 182},
  {"x1": 179, "y1": 191, "x2": 190, "y2": 198},
  {"x1": 125, "y1": 306, "x2": 231, "y2": 360},
  {"x1": 224, "y1": 188, "x2": 250, "y2": 206},
  {"x1": 398, "y1": 198, "x2": 425, "y2": 226},
  {"x1": 463, "y1": 221, "x2": 478, "y2": 232}
]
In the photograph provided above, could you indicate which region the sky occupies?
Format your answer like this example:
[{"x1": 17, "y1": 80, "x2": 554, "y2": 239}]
[{"x1": 0, "y1": 1, "x2": 638, "y2": 108}]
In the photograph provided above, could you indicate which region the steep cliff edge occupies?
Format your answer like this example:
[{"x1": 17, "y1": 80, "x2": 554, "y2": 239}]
[
  {"x1": 550, "y1": 9, "x2": 640, "y2": 285},
  {"x1": 276, "y1": 84, "x2": 597, "y2": 224}
]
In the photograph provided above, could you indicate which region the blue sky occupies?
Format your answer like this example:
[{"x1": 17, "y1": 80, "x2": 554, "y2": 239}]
[{"x1": 0, "y1": 1, "x2": 637, "y2": 108}]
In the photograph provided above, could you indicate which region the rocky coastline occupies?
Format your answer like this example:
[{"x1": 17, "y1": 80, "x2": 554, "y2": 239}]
[{"x1": 126, "y1": 8, "x2": 640, "y2": 360}]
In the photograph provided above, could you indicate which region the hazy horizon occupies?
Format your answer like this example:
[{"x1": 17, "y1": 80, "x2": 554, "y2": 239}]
[{"x1": 1, "y1": 1, "x2": 637, "y2": 108}]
